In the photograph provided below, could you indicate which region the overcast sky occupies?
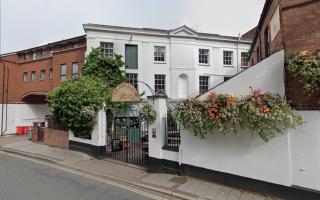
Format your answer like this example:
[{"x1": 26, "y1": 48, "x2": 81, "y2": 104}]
[{"x1": 0, "y1": 0, "x2": 265, "y2": 54}]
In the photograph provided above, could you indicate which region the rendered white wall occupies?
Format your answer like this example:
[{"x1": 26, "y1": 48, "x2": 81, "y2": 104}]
[
  {"x1": 199, "y1": 50, "x2": 285, "y2": 99},
  {"x1": 86, "y1": 29, "x2": 251, "y2": 100},
  {"x1": 0, "y1": 104, "x2": 51, "y2": 135},
  {"x1": 180, "y1": 130, "x2": 291, "y2": 186},
  {"x1": 289, "y1": 111, "x2": 320, "y2": 191}
]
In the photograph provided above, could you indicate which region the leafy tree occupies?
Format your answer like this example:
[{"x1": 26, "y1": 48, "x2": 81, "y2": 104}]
[
  {"x1": 82, "y1": 48, "x2": 127, "y2": 87},
  {"x1": 47, "y1": 48, "x2": 128, "y2": 139},
  {"x1": 47, "y1": 76, "x2": 108, "y2": 139}
]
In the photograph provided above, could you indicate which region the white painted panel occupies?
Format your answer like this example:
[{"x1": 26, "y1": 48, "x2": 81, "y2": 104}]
[
  {"x1": 180, "y1": 130, "x2": 291, "y2": 186},
  {"x1": 289, "y1": 111, "x2": 320, "y2": 191},
  {"x1": 199, "y1": 50, "x2": 285, "y2": 99}
]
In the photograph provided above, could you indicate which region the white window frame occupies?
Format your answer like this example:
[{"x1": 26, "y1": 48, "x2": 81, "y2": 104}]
[
  {"x1": 23, "y1": 72, "x2": 28, "y2": 82},
  {"x1": 60, "y1": 64, "x2": 67, "y2": 82},
  {"x1": 241, "y1": 52, "x2": 249, "y2": 67},
  {"x1": 199, "y1": 76, "x2": 210, "y2": 94},
  {"x1": 100, "y1": 42, "x2": 114, "y2": 57},
  {"x1": 126, "y1": 73, "x2": 138, "y2": 90},
  {"x1": 31, "y1": 71, "x2": 36, "y2": 81},
  {"x1": 48, "y1": 68, "x2": 53, "y2": 80},
  {"x1": 199, "y1": 49, "x2": 209, "y2": 65},
  {"x1": 72, "y1": 62, "x2": 79, "y2": 79},
  {"x1": 40, "y1": 70, "x2": 45, "y2": 80},
  {"x1": 154, "y1": 46, "x2": 166, "y2": 63},
  {"x1": 223, "y1": 51, "x2": 233, "y2": 66},
  {"x1": 32, "y1": 52, "x2": 37, "y2": 60},
  {"x1": 154, "y1": 74, "x2": 166, "y2": 93}
]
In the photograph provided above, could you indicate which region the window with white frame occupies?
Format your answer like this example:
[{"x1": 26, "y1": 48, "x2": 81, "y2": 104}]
[
  {"x1": 126, "y1": 73, "x2": 138, "y2": 89},
  {"x1": 241, "y1": 52, "x2": 249, "y2": 66},
  {"x1": 154, "y1": 46, "x2": 165, "y2": 62},
  {"x1": 60, "y1": 64, "x2": 67, "y2": 81},
  {"x1": 223, "y1": 51, "x2": 233, "y2": 66},
  {"x1": 32, "y1": 52, "x2": 37, "y2": 60},
  {"x1": 199, "y1": 49, "x2": 209, "y2": 64},
  {"x1": 72, "y1": 62, "x2": 79, "y2": 79},
  {"x1": 23, "y1": 72, "x2": 28, "y2": 82},
  {"x1": 31, "y1": 71, "x2": 36, "y2": 81},
  {"x1": 100, "y1": 42, "x2": 114, "y2": 57},
  {"x1": 23, "y1": 54, "x2": 28, "y2": 62},
  {"x1": 48, "y1": 68, "x2": 53, "y2": 79},
  {"x1": 154, "y1": 74, "x2": 166, "y2": 93},
  {"x1": 40, "y1": 70, "x2": 45, "y2": 80},
  {"x1": 199, "y1": 76, "x2": 209, "y2": 94}
]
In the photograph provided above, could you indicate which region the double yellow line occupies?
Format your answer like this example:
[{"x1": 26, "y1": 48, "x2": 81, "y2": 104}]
[{"x1": 0, "y1": 151, "x2": 169, "y2": 200}]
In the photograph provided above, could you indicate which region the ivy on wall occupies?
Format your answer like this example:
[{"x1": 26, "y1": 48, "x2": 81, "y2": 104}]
[{"x1": 175, "y1": 88, "x2": 303, "y2": 142}]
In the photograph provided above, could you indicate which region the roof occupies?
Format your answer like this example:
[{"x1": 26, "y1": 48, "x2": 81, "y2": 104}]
[
  {"x1": 248, "y1": 0, "x2": 273, "y2": 56},
  {"x1": 83, "y1": 23, "x2": 252, "y2": 44},
  {"x1": 1, "y1": 35, "x2": 86, "y2": 56},
  {"x1": 241, "y1": 27, "x2": 257, "y2": 40}
]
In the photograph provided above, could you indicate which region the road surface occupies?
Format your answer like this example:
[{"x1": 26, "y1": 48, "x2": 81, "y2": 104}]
[{"x1": 0, "y1": 152, "x2": 175, "y2": 200}]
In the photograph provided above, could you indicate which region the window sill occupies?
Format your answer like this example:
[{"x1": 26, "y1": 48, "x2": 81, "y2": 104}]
[
  {"x1": 199, "y1": 63, "x2": 210, "y2": 66},
  {"x1": 154, "y1": 61, "x2": 166, "y2": 64},
  {"x1": 223, "y1": 65, "x2": 234, "y2": 68}
]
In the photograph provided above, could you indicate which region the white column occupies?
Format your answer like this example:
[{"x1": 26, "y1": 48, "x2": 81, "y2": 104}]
[{"x1": 148, "y1": 95, "x2": 167, "y2": 159}]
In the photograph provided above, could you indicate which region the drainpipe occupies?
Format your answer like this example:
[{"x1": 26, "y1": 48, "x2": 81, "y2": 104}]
[
  {"x1": 236, "y1": 33, "x2": 240, "y2": 73},
  {"x1": 0, "y1": 60, "x2": 5, "y2": 136}
]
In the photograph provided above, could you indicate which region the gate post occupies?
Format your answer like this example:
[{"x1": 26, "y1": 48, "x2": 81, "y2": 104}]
[{"x1": 147, "y1": 95, "x2": 167, "y2": 171}]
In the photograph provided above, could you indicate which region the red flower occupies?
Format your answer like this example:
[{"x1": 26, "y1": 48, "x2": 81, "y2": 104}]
[{"x1": 208, "y1": 107, "x2": 220, "y2": 121}]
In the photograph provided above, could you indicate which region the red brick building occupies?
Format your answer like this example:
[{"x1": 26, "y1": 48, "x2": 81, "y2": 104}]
[
  {"x1": 0, "y1": 35, "x2": 86, "y2": 135},
  {"x1": 249, "y1": 0, "x2": 320, "y2": 108}
]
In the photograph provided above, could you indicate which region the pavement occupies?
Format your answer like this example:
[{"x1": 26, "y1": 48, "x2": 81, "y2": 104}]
[{"x1": 0, "y1": 135, "x2": 281, "y2": 200}]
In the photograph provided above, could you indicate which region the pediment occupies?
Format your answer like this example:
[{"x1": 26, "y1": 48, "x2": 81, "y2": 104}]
[{"x1": 169, "y1": 26, "x2": 198, "y2": 37}]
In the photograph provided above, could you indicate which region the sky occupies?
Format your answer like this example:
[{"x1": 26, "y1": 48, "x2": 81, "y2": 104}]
[{"x1": 0, "y1": 0, "x2": 265, "y2": 54}]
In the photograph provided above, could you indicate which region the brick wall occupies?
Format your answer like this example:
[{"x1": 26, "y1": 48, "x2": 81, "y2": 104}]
[
  {"x1": 249, "y1": 0, "x2": 284, "y2": 65},
  {"x1": 0, "y1": 36, "x2": 86, "y2": 104},
  {"x1": 282, "y1": 0, "x2": 320, "y2": 109},
  {"x1": 45, "y1": 128, "x2": 69, "y2": 149}
]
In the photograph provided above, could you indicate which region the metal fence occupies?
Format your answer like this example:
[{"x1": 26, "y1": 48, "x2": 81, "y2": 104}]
[{"x1": 164, "y1": 117, "x2": 180, "y2": 151}]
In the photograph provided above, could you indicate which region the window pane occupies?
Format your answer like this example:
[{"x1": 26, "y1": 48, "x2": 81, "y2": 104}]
[
  {"x1": 154, "y1": 46, "x2": 165, "y2": 62},
  {"x1": 241, "y1": 52, "x2": 249, "y2": 66},
  {"x1": 49, "y1": 68, "x2": 53, "y2": 79},
  {"x1": 199, "y1": 76, "x2": 209, "y2": 94},
  {"x1": 126, "y1": 73, "x2": 138, "y2": 89},
  {"x1": 199, "y1": 49, "x2": 209, "y2": 64},
  {"x1": 125, "y1": 44, "x2": 138, "y2": 69},
  {"x1": 72, "y1": 63, "x2": 79, "y2": 79},
  {"x1": 100, "y1": 42, "x2": 114, "y2": 57},
  {"x1": 40, "y1": 70, "x2": 45, "y2": 80},
  {"x1": 154, "y1": 74, "x2": 166, "y2": 93},
  {"x1": 223, "y1": 51, "x2": 233, "y2": 66},
  {"x1": 31, "y1": 71, "x2": 36, "y2": 81},
  {"x1": 60, "y1": 64, "x2": 67, "y2": 81},
  {"x1": 23, "y1": 72, "x2": 28, "y2": 81}
]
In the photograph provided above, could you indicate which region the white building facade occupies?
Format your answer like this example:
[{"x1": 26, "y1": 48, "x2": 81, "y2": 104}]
[{"x1": 84, "y1": 24, "x2": 252, "y2": 99}]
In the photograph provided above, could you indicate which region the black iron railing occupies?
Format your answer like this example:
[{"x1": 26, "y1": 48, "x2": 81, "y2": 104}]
[{"x1": 164, "y1": 117, "x2": 180, "y2": 151}]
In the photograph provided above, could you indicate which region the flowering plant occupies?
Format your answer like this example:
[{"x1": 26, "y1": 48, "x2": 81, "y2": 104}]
[
  {"x1": 286, "y1": 49, "x2": 320, "y2": 93},
  {"x1": 175, "y1": 88, "x2": 303, "y2": 142},
  {"x1": 139, "y1": 103, "x2": 157, "y2": 124}
]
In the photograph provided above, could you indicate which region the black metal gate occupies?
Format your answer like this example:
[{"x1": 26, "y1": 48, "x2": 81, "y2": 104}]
[{"x1": 107, "y1": 117, "x2": 148, "y2": 167}]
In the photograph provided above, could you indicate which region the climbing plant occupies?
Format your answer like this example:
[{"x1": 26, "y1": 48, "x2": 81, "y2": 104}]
[
  {"x1": 175, "y1": 88, "x2": 303, "y2": 142},
  {"x1": 286, "y1": 49, "x2": 320, "y2": 93}
]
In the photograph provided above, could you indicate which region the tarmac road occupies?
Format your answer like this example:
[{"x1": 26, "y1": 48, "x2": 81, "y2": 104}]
[{"x1": 0, "y1": 152, "x2": 176, "y2": 200}]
